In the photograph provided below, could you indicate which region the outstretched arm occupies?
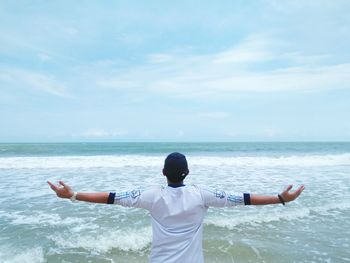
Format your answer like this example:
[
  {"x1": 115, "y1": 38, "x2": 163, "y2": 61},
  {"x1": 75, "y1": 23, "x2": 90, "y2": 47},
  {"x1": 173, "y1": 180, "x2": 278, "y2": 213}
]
[
  {"x1": 250, "y1": 185, "x2": 305, "y2": 205},
  {"x1": 47, "y1": 181, "x2": 109, "y2": 204}
]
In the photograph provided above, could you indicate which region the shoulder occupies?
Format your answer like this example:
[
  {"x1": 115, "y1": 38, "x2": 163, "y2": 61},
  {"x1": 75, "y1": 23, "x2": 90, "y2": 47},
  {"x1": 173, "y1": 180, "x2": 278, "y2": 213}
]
[
  {"x1": 185, "y1": 184, "x2": 210, "y2": 197},
  {"x1": 138, "y1": 185, "x2": 164, "y2": 198},
  {"x1": 188, "y1": 184, "x2": 214, "y2": 192}
]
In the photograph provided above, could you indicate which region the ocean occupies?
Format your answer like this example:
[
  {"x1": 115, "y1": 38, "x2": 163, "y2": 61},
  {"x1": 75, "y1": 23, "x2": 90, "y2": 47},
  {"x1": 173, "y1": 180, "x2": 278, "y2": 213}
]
[{"x1": 0, "y1": 142, "x2": 349, "y2": 263}]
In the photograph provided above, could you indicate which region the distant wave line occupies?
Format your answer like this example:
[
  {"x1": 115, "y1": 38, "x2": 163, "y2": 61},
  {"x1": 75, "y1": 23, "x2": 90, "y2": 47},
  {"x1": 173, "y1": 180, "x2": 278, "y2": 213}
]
[{"x1": 0, "y1": 153, "x2": 349, "y2": 169}]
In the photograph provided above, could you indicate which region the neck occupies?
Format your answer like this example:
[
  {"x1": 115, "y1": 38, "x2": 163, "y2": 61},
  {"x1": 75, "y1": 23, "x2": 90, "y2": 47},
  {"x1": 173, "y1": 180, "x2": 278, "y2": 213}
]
[{"x1": 167, "y1": 180, "x2": 184, "y2": 186}]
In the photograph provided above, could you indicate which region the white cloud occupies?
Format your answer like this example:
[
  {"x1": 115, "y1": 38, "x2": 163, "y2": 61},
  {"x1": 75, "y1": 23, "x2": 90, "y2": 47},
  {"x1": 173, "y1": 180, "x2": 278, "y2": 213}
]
[
  {"x1": 0, "y1": 68, "x2": 70, "y2": 97},
  {"x1": 213, "y1": 34, "x2": 272, "y2": 64},
  {"x1": 94, "y1": 35, "x2": 350, "y2": 99},
  {"x1": 76, "y1": 128, "x2": 128, "y2": 138},
  {"x1": 207, "y1": 63, "x2": 350, "y2": 93}
]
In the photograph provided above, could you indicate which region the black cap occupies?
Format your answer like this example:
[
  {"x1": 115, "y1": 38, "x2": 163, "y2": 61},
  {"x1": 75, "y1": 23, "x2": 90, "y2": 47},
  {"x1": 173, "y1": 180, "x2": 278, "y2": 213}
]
[{"x1": 163, "y1": 152, "x2": 188, "y2": 183}]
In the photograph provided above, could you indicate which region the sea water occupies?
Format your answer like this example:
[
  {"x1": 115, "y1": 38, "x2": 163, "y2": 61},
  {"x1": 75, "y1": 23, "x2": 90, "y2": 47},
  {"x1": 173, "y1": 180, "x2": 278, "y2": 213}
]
[{"x1": 0, "y1": 142, "x2": 349, "y2": 263}]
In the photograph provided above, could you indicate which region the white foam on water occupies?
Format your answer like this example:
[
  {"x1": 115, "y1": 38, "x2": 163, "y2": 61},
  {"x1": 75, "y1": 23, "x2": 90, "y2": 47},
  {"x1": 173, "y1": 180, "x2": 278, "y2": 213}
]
[
  {"x1": 0, "y1": 153, "x2": 349, "y2": 169},
  {"x1": 0, "y1": 210, "x2": 86, "y2": 226},
  {"x1": 49, "y1": 227, "x2": 152, "y2": 253},
  {"x1": 0, "y1": 247, "x2": 44, "y2": 263},
  {"x1": 205, "y1": 207, "x2": 311, "y2": 230},
  {"x1": 0, "y1": 155, "x2": 167, "y2": 169},
  {"x1": 310, "y1": 201, "x2": 350, "y2": 215},
  {"x1": 0, "y1": 155, "x2": 161, "y2": 169},
  {"x1": 193, "y1": 154, "x2": 350, "y2": 167},
  {"x1": 205, "y1": 201, "x2": 350, "y2": 230}
]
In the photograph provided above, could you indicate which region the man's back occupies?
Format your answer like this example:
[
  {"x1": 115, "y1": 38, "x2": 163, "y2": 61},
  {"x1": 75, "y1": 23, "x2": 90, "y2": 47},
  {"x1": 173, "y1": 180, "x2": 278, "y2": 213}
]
[
  {"x1": 149, "y1": 185, "x2": 207, "y2": 263},
  {"x1": 113, "y1": 184, "x2": 247, "y2": 263}
]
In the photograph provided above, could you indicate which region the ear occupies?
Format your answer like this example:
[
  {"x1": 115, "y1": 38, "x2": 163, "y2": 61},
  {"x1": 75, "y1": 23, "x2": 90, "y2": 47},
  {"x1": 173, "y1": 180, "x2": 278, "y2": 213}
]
[
  {"x1": 162, "y1": 169, "x2": 167, "y2": 176},
  {"x1": 184, "y1": 169, "x2": 189, "y2": 176}
]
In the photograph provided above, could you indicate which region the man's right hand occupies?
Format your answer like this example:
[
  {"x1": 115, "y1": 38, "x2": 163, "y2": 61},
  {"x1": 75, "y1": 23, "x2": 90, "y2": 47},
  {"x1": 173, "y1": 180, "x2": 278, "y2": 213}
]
[{"x1": 47, "y1": 180, "x2": 74, "y2": 199}]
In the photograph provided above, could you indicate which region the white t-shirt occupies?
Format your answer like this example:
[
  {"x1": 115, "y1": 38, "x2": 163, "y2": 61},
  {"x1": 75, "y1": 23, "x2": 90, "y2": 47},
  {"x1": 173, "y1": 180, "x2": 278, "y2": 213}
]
[{"x1": 108, "y1": 185, "x2": 250, "y2": 263}]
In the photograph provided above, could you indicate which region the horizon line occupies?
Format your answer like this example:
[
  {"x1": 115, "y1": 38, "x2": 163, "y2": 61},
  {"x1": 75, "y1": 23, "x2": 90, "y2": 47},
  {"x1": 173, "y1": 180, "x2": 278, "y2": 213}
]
[{"x1": 1, "y1": 141, "x2": 350, "y2": 144}]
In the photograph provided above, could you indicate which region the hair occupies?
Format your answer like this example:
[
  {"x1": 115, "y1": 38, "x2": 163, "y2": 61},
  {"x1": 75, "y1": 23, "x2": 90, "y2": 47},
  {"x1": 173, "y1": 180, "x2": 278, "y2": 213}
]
[
  {"x1": 163, "y1": 152, "x2": 189, "y2": 183},
  {"x1": 164, "y1": 169, "x2": 189, "y2": 183}
]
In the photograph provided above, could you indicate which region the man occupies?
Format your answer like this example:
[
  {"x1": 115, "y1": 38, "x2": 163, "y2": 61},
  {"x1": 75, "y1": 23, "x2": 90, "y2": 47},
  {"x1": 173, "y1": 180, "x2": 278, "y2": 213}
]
[{"x1": 48, "y1": 152, "x2": 305, "y2": 263}]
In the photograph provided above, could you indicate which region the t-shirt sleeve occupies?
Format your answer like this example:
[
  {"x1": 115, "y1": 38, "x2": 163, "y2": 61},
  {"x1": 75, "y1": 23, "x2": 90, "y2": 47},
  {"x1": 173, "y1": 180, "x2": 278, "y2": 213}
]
[
  {"x1": 199, "y1": 186, "x2": 251, "y2": 207},
  {"x1": 106, "y1": 187, "x2": 155, "y2": 211}
]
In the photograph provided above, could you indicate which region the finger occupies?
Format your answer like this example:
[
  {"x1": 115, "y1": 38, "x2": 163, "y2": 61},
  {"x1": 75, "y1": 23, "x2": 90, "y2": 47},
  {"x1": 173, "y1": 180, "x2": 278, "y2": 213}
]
[
  {"x1": 291, "y1": 185, "x2": 304, "y2": 199},
  {"x1": 47, "y1": 181, "x2": 58, "y2": 192},
  {"x1": 284, "y1": 184, "x2": 293, "y2": 193},
  {"x1": 296, "y1": 185, "x2": 305, "y2": 195},
  {"x1": 59, "y1": 181, "x2": 69, "y2": 189}
]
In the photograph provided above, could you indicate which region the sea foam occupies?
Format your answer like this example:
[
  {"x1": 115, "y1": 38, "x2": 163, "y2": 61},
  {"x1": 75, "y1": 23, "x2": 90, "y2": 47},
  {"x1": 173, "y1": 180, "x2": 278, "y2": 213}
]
[
  {"x1": 0, "y1": 247, "x2": 44, "y2": 263},
  {"x1": 0, "y1": 153, "x2": 349, "y2": 169},
  {"x1": 205, "y1": 201, "x2": 350, "y2": 230},
  {"x1": 49, "y1": 227, "x2": 152, "y2": 253},
  {"x1": 0, "y1": 210, "x2": 86, "y2": 226}
]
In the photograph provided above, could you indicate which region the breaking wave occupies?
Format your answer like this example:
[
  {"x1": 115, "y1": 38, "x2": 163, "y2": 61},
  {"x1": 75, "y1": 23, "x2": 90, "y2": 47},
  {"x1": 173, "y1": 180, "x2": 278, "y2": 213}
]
[{"x1": 0, "y1": 153, "x2": 349, "y2": 169}]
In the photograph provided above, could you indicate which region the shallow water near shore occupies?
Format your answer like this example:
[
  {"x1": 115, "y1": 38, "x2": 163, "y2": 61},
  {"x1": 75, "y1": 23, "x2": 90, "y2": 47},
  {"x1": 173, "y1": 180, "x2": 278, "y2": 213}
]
[{"x1": 1, "y1": 142, "x2": 350, "y2": 263}]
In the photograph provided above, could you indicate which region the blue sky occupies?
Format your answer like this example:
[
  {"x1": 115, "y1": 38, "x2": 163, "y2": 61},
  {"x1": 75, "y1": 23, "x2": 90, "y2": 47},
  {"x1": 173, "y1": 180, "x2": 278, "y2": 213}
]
[{"x1": 1, "y1": 1, "x2": 350, "y2": 142}]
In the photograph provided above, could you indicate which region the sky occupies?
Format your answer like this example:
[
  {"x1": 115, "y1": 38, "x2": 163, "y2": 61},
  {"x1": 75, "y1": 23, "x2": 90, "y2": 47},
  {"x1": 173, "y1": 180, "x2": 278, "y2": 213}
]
[{"x1": 0, "y1": 0, "x2": 350, "y2": 142}]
